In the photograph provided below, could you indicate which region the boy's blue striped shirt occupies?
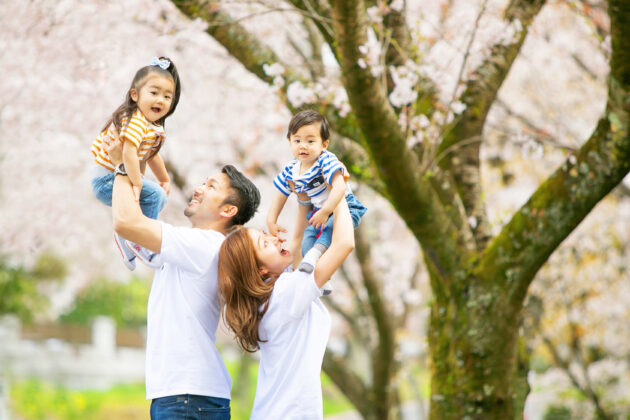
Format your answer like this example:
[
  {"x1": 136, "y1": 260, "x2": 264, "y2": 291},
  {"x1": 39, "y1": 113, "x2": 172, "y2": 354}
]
[{"x1": 273, "y1": 151, "x2": 346, "y2": 207}]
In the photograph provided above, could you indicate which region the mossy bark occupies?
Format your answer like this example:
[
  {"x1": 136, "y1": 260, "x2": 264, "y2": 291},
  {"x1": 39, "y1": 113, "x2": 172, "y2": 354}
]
[{"x1": 171, "y1": 0, "x2": 630, "y2": 419}]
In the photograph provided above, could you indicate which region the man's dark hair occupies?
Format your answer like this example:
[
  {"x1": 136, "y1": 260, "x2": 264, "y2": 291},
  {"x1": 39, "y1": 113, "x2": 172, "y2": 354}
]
[
  {"x1": 287, "y1": 109, "x2": 330, "y2": 141},
  {"x1": 221, "y1": 165, "x2": 261, "y2": 226}
]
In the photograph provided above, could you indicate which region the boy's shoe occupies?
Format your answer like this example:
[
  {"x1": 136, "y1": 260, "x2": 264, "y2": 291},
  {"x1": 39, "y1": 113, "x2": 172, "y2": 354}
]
[
  {"x1": 125, "y1": 240, "x2": 163, "y2": 269},
  {"x1": 320, "y1": 283, "x2": 332, "y2": 296},
  {"x1": 113, "y1": 233, "x2": 136, "y2": 271}
]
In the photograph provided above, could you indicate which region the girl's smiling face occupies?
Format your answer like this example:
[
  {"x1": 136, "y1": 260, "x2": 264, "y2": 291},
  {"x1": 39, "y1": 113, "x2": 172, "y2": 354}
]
[{"x1": 131, "y1": 74, "x2": 175, "y2": 123}]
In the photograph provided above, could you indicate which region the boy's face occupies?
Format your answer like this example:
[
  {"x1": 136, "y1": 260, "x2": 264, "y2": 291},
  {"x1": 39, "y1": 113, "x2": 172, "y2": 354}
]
[{"x1": 288, "y1": 123, "x2": 329, "y2": 167}]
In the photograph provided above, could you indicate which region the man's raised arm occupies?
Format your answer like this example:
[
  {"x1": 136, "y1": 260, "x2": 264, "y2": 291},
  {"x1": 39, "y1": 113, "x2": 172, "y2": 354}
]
[{"x1": 106, "y1": 138, "x2": 163, "y2": 253}]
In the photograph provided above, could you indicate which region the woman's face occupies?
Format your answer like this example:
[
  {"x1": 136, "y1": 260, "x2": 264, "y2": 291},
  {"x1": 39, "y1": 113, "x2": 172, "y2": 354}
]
[{"x1": 248, "y1": 228, "x2": 292, "y2": 277}]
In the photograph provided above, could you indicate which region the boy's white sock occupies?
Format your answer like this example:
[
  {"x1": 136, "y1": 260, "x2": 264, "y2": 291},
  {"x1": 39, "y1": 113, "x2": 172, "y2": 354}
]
[{"x1": 298, "y1": 243, "x2": 327, "y2": 273}]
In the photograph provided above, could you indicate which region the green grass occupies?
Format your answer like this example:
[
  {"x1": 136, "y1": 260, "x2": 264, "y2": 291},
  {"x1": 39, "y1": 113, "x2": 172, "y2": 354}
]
[
  {"x1": 10, "y1": 380, "x2": 149, "y2": 420},
  {"x1": 10, "y1": 359, "x2": 353, "y2": 420}
]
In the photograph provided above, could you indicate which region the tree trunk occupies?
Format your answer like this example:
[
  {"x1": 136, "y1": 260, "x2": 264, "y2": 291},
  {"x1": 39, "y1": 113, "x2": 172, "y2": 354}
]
[{"x1": 428, "y1": 278, "x2": 521, "y2": 419}]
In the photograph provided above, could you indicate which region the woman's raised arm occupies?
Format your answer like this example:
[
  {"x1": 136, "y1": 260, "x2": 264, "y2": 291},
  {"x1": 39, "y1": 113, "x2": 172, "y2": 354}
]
[{"x1": 313, "y1": 197, "x2": 355, "y2": 288}]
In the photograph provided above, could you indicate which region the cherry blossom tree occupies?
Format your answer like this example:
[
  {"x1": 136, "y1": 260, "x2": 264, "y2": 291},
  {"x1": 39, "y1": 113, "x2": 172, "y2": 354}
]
[{"x1": 166, "y1": 0, "x2": 629, "y2": 419}]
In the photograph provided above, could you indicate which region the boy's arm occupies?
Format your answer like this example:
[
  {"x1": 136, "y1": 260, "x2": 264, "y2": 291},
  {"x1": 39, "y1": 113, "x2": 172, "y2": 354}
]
[
  {"x1": 122, "y1": 141, "x2": 143, "y2": 201},
  {"x1": 147, "y1": 153, "x2": 171, "y2": 196},
  {"x1": 291, "y1": 199, "x2": 311, "y2": 269},
  {"x1": 107, "y1": 139, "x2": 163, "y2": 253},
  {"x1": 266, "y1": 190, "x2": 289, "y2": 237},
  {"x1": 308, "y1": 171, "x2": 346, "y2": 230}
]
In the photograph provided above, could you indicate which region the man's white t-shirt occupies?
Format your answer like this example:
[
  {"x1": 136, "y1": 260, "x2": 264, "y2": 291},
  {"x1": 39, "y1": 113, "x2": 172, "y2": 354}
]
[
  {"x1": 250, "y1": 269, "x2": 331, "y2": 420},
  {"x1": 145, "y1": 222, "x2": 232, "y2": 400}
]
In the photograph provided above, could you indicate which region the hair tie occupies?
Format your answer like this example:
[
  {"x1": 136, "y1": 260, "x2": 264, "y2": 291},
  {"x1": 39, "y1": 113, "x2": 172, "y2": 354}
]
[{"x1": 150, "y1": 57, "x2": 171, "y2": 70}]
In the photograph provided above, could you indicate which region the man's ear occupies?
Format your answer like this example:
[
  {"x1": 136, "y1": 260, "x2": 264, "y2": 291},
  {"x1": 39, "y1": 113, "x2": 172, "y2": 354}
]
[
  {"x1": 130, "y1": 88, "x2": 139, "y2": 102},
  {"x1": 220, "y1": 204, "x2": 238, "y2": 220}
]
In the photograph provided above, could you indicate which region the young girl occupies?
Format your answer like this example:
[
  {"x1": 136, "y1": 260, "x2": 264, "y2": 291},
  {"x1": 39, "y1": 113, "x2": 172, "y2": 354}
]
[
  {"x1": 90, "y1": 56, "x2": 181, "y2": 270},
  {"x1": 218, "y1": 197, "x2": 355, "y2": 419}
]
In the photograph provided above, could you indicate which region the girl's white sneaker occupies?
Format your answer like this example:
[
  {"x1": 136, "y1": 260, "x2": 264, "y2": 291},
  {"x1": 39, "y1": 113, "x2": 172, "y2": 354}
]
[
  {"x1": 113, "y1": 233, "x2": 136, "y2": 271},
  {"x1": 125, "y1": 240, "x2": 163, "y2": 269}
]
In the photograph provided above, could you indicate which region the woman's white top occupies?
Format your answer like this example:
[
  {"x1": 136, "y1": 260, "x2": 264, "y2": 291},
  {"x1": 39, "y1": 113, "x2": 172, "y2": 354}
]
[{"x1": 250, "y1": 269, "x2": 331, "y2": 420}]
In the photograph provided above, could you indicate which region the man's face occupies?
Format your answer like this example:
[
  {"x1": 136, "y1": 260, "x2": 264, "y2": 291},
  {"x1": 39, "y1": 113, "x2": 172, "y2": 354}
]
[{"x1": 184, "y1": 173, "x2": 232, "y2": 220}]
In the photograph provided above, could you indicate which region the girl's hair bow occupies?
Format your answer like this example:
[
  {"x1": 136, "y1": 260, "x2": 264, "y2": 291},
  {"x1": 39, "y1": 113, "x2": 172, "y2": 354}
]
[{"x1": 150, "y1": 57, "x2": 171, "y2": 70}]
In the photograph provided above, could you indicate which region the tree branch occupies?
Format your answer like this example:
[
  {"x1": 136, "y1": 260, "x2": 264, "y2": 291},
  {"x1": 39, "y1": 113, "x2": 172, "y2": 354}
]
[
  {"x1": 324, "y1": 297, "x2": 371, "y2": 348},
  {"x1": 322, "y1": 352, "x2": 373, "y2": 419},
  {"x1": 328, "y1": 131, "x2": 387, "y2": 196},
  {"x1": 436, "y1": 0, "x2": 546, "y2": 250},
  {"x1": 354, "y1": 223, "x2": 396, "y2": 412},
  {"x1": 479, "y1": 0, "x2": 630, "y2": 310},
  {"x1": 329, "y1": 0, "x2": 471, "y2": 282},
  {"x1": 170, "y1": 0, "x2": 364, "y2": 143}
]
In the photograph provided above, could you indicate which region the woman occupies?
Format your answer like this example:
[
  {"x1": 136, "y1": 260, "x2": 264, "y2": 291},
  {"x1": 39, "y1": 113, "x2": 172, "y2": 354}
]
[{"x1": 218, "y1": 198, "x2": 355, "y2": 419}]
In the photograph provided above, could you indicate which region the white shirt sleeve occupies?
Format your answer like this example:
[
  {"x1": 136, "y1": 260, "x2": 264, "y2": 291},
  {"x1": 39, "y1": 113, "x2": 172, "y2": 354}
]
[
  {"x1": 272, "y1": 270, "x2": 322, "y2": 319},
  {"x1": 159, "y1": 222, "x2": 224, "y2": 275}
]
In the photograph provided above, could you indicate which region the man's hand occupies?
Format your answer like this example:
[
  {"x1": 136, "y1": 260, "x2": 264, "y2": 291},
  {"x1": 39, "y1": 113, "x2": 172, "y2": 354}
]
[{"x1": 308, "y1": 209, "x2": 330, "y2": 230}]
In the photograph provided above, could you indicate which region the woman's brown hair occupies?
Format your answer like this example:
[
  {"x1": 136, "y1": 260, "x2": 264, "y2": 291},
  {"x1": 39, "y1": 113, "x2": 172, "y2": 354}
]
[{"x1": 218, "y1": 226, "x2": 276, "y2": 352}]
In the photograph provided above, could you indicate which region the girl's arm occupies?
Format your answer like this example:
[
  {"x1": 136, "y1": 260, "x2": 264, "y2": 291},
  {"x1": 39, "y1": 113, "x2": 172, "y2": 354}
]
[
  {"x1": 122, "y1": 141, "x2": 143, "y2": 201},
  {"x1": 308, "y1": 171, "x2": 346, "y2": 230},
  {"x1": 313, "y1": 197, "x2": 354, "y2": 288},
  {"x1": 267, "y1": 190, "x2": 289, "y2": 237},
  {"x1": 147, "y1": 153, "x2": 171, "y2": 196}
]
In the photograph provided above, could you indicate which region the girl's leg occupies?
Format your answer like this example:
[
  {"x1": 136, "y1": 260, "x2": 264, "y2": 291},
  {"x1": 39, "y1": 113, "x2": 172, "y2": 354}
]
[
  {"x1": 138, "y1": 179, "x2": 167, "y2": 219},
  {"x1": 91, "y1": 173, "x2": 115, "y2": 206}
]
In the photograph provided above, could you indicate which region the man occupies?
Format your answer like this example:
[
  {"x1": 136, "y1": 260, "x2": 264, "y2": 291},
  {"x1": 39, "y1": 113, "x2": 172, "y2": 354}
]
[{"x1": 106, "y1": 138, "x2": 260, "y2": 419}]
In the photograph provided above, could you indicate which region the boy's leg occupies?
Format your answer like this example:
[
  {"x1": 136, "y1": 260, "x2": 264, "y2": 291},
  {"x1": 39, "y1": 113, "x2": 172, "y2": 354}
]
[
  {"x1": 298, "y1": 211, "x2": 324, "y2": 273},
  {"x1": 309, "y1": 217, "x2": 334, "y2": 294},
  {"x1": 92, "y1": 174, "x2": 136, "y2": 270},
  {"x1": 301, "y1": 224, "x2": 319, "y2": 258},
  {"x1": 299, "y1": 217, "x2": 334, "y2": 294},
  {"x1": 346, "y1": 193, "x2": 368, "y2": 228},
  {"x1": 130, "y1": 179, "x2": 167, "y2": 269}
]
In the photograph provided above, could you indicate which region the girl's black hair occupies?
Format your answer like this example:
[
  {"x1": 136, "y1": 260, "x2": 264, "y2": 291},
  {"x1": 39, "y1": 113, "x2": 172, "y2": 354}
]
[{"x1": 102, "y1": 57, "x2": 181, "y2": 158}]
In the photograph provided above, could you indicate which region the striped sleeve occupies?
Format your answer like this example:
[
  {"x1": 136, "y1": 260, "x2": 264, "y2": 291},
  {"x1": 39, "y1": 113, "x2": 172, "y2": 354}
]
[
  {"x1": 273, "y1": 162, "x2": 295, "y2": 196},
  {"x1": 120, "y1": 112, "x2": 147, "y2": 148},
  {"x1": 320, "y1": 151, "x2": 346, "y2": 186}
]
